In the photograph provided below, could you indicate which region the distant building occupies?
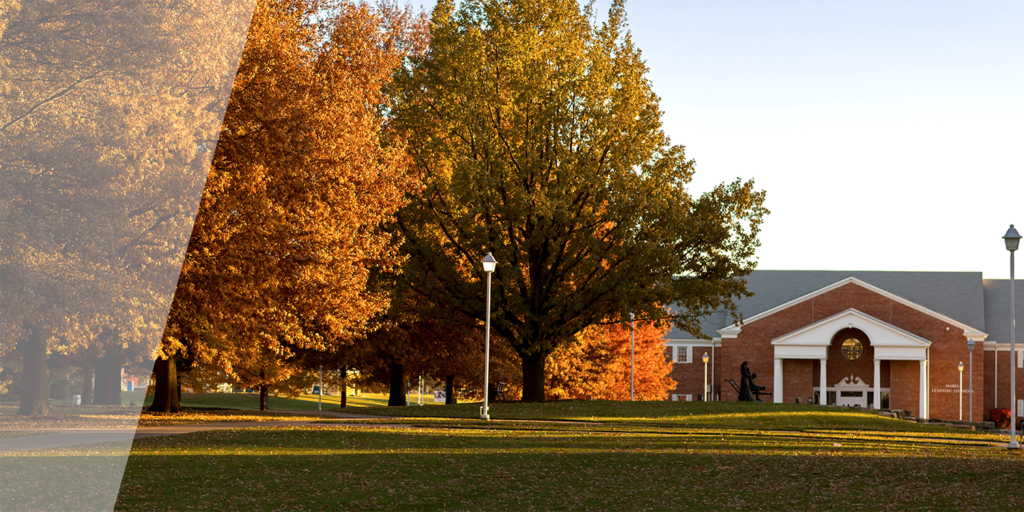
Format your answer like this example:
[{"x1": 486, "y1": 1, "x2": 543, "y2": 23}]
[{"x1": 665, "y1": 270, "x2": 1024, "y2": 422}]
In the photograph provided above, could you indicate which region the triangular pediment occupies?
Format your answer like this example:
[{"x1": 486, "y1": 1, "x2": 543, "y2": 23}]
[{"x1": 772, "y1": 308, "x2": 931, "y2": 348}]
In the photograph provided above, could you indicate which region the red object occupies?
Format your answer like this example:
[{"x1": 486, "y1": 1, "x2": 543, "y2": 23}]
[{"x1": 990, "y1": 408, "x2": 1011, "y2": 429}]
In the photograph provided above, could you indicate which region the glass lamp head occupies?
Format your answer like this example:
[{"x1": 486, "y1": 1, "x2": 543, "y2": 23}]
[
  {"x1": 1005, "y1": 224, "x2": 1021, "y2": 252},
  {"x1": 702, "y1": 352, "x2": 709, "y2": 364},
  {"x1": 958, "y1": 362, "x2": 964, "y2": 372},
  {"x1": 482, "y1": 252, "x2": 497, "y2": 273}
]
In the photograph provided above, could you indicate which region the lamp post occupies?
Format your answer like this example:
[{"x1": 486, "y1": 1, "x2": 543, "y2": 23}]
[
  {"x1": 967, "y1": 339, "x2": 975, "y2": 422},
  {"x1": 630, "y1": 311, "x2": 635, "y2": 402},
  {"x1": 958, "y1": 362, "x2": 964, "y2": 421},
  {"x1": 481, "y1": 253, "x2": 497, "y2": 421},
  {"x1": 1004, "y1": 224, "x2": 1020, "y2": 449},
  {"x1": 702, "y1": 352, "x2": 710, "y2": 402}
]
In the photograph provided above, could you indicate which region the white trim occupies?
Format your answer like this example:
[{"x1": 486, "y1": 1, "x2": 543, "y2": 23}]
[
  {"x1": 665, "y1": 338, "x2": 720, "y2": 348},
  {"x1": 772, "y1": 309, "x2": 932, "y2": 347},
  {"x1": 770, "y1": 308, "x2": 930, "y2": 362},
  {"x1": 717, "y1": 277, "x2": 987, "y2": 339},
  {"x1": 671, "y1": 394, "x2": 692, "y2": 402},
  {"x1": 978, "y1": 342, "x2": 1024, "y2": 354}
]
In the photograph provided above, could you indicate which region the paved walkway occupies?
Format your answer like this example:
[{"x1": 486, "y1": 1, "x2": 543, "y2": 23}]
[{"x1": 1, "y1": 410, "x2": 402, "y2": 453}]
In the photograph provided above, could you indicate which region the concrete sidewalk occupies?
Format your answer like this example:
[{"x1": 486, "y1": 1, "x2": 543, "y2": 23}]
[
  {"x1": 1, "y1": 430, "x2": 136, "y2": 453},
  {"x1": 1, "y1": 411, "x2": 405, "y2": 453},
  {"x1": 132, "y1": 420, "x2": 411, "y2": 438}
]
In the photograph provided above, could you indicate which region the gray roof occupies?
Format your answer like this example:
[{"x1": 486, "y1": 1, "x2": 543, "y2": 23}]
[
  {"x1": 669, "y1": 270, "x2": 988, "y2": 340},
  {"x1": 982, "y1": 279, "x2": 1024, "y2": 344}
]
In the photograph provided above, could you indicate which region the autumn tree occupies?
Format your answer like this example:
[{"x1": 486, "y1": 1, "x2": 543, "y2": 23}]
[
  {"x1": 1, "y1": 0, "x2": 252, "y2": 415},
  {"x1": 547, "y1": 318, "x2": 675, "y2": 401},
  {"x1": 155, "y1": 0, "x2": 428, "y2": 411},
  {"x1": 390, "y1": 0, "x2": 768, "y2": 400}
]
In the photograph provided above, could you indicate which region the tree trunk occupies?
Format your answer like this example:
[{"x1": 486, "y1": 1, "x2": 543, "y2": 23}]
[
  {"x1": 259, "y1": 384, "x2": 268, "y2": 411},
  {"x1": 445, "y1": 374, "x2": 457, "y2": 405},
  {"x1": 106, "y1": 347, "x2": 122, "y2": 406},
  {"x1": 93, "y1": 356, "x2": 111, "y2": 405},
  {"x1": 340, "y1": 368, "x2": 347, "y2": 408},
  {"x1": 80, "y1": 363, "x2": 93, "y2": 405},
  {"x1": 521, "y1": 351, "x2": 548, "y2": 401},
  {"x1": 148, "y1": 355, "x2": 181, "y2": 413},
  {"x1": 387, "y1": 362, "x2": 406, "y2": 406},
  {"x1": 17, "y1": 326, "x2": 51, "y2": 415}
]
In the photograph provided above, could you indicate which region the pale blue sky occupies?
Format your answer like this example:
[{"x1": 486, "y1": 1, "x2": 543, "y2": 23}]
[{"x1": 414, "y1": 0, "x2": 1024, "y2": 278}]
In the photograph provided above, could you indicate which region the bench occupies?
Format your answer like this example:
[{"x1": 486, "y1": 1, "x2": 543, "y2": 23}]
[
  {"x1": 725, "y1": 379, "x2": 772, "y2": 402},
  {"x1": 495, "y1": 382, "x2": 507, "y2": 401}
]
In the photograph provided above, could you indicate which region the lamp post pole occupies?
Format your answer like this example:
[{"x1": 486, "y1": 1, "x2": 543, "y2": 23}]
[
  {"x1": 1004, "y1": 225, "x2": 1020, "y2": 449},
  {"x1": 318, "y1": 364, "x2": 323, "y2": 411},
  {"x1": 481, "y1": 253, "x2": 497, "y2": 421},
  {"x1": 958, "y1": 362, "x2": 964, "y2": 421},
  {"x1": 630, "y1": 312, "x2": 635, "y2": 402},
  {"x1": 703, "y1": 353, "x2": 710, "y2": 402},
  {"x1": 968, "y1": 339, "x2": 975, "y2": 422}
]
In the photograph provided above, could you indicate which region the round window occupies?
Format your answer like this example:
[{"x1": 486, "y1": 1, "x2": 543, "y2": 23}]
[{"x1": 841, "y1": 338, "x2": 863, "y2": 361}]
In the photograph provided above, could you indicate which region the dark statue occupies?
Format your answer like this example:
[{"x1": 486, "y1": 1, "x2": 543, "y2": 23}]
[{"x1": 738, "y1": 361, "x2": 766, "y2": 402}]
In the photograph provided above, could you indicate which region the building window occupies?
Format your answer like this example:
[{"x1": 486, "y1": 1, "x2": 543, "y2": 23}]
[
  {"x1": 841, "y1": 338, "x2": 864, "y2": 361},
  {"x1": 672, "y1": 346, "x2": 692, "y2": 364}
]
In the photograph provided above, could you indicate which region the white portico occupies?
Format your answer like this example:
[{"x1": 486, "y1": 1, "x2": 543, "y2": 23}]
[{"x1": 770, "y1": 309, "x2": 932, "y2": 417}]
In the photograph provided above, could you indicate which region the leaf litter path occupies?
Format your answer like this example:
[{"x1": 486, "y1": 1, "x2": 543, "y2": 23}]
[{"x1": 0, "y1": 410, "x2": 405, "y2": 453}]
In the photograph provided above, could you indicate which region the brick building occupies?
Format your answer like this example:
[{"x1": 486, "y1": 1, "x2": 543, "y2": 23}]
[{"x1": 665, "y1": 271, "x2": 1024, "y2": 422}]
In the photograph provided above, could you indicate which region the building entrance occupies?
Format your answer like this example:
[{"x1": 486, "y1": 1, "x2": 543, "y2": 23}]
[
  {"x1": 834, "y1": 375, "x2": 870, "y2": 407},
  {"x1": 813, "y1": 374, "x2": 889, "y2": 408}
]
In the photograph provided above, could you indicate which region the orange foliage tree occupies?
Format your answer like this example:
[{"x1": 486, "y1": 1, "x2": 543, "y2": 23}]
[
  {"x1": 1, "y1": 0, "x2": 252, "y2": 414},
  {"x1": 547, "y1": 318, "x2": 675, "y2": 401},
  {"x1": 155, "y1": 0, "x2": 428, "y2": 411}
]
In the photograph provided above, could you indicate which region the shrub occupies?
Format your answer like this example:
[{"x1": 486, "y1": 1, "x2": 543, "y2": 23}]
[{"x1": 990, "y1": 408, "x2": 1011, "y2": 428}]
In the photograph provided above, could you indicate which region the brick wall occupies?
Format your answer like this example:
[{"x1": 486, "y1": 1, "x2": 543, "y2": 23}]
[
  {"x1": 714, "y1": 282, "x2": 982, "y2": 420},
  {"x1": 983, "y1": 348, "x2": 1024, "y2": 420},
  {"x1": 667, "y1": 345, "x2": 715, "y2": 400},
  {"x1": 890, "y1": 360, "x2": 920, "y2": 416},
  {"x1": 782, "y1": 359, "x2": 813, "y2": 404}
]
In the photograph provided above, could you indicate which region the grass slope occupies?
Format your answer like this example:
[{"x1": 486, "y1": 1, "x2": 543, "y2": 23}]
[{"x1": 5, "y1": 401, "x2": 1022, "y2": 511}]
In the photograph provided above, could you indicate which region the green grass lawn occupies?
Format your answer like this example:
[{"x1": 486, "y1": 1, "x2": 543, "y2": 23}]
[{"x1": 5, "y1": 401, "x2": 1022, "y2": 511}]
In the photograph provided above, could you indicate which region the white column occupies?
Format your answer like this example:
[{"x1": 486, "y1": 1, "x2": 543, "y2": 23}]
[
  {"x1": 873, "y1": 359, "x2": 881, "y2": 410},
  {"x1": 924, "y1": 358, "x2": 930, "y2": 419},
  {"x1": 819, "y1": 359, "x2": 828, "y2": 405},
  {"x1": 774, "y1": 358, "x2": 783, "y2": 403},
  {"x1": 919, "y1": 359, "x2": 928, "y2": 419}
]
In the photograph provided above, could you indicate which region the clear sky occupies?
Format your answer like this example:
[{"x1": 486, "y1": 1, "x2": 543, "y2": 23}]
[{"x1": 414, "y1": 0, "x2": 1024, "y2": 278}]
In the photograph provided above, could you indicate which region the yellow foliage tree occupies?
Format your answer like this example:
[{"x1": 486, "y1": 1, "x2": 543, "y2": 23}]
[{"x1": 391, "y1": 0, "x2": 767, "y2": 401}]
